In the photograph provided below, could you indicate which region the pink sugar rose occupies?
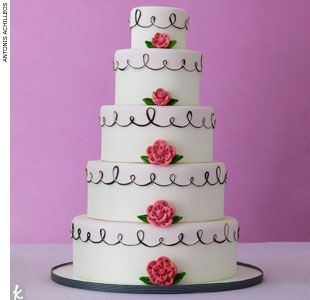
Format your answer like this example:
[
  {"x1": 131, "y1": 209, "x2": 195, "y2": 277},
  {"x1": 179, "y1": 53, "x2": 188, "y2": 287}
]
[
  {"x1": 151, "y1": 32, "x2": 170, "y2": 48},
  {"x1": 147, "y1": 256, "x2": 177, "y2": 286},
  {"x1": 147, "y1": 200, "x2": 176, "y2": 227},
  {"x1": 152, "y1": 88, "x2": 172, "y2": 106},
  {"x1": 146, "y1": 140, "x2": 176, "y2": 166}
]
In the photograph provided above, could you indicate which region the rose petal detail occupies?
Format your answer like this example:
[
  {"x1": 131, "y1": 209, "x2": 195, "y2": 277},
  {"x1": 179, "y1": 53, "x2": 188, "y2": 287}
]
[
  {"x1": 145, "y1": 140, "x2": 177, "y2": 166},
  {"x1": 146, "y1": 257, "x2": 178, "y2": 286},
  {"x1": 151, "y1": 33, "x2": 170, "y2": 48},
  {"x1": 152, "y1": 88, "x2": 172, "y2": 106},
  {"x1": 146, "y1": 200, "x2": 176, "y2": 227}
]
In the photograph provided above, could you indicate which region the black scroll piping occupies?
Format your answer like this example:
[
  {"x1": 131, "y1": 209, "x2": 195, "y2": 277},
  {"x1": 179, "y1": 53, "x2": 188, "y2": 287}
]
[
  {"x1": 129, "y1": 9, "x2": 189, "y2": 30},
  {"x1": 113, "y1": 54, "x2": 203, "y2": 72},
  {"x1": 86, "y1": 165, "x2": 227, "y2": 187},
  {"x1": 71, "y1": 223, "x2": 240, "y2": 247},
  {"x1": 99, "y1": 107, "x2": 216, "y2": 129}
]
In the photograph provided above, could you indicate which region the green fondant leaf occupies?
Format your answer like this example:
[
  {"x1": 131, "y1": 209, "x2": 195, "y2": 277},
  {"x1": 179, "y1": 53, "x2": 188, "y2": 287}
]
[
  {"x1": 137, "y1": 215, "x2": 149, "y2": 223},
  {"x1": 139, "y1": 276, "x2": 152, "y2": 285},
  {"x1": 141, "y1": 155, "x2": 150, "y2": 164},
  {"x1": 167, "y1": 98, "x2": 179, "y2": 106},
  {"x1": 167, "y1": 40, "x2": 177, "y2": 49},
  {"x1": 143, "y1": 98, "x2": 155, "y2": 105},
  {"x1": 173, "y1": 272, "x2": 186, "y2": 284},
  {"x1": 172, "y1": 215, "x2": 183, "y2": 224},
  {"x1": 171, "y1": 154, "x2": 184, "y2": 164},
  {"x1": 145, "y1": 41, "x2": 156, "y2": 48}
]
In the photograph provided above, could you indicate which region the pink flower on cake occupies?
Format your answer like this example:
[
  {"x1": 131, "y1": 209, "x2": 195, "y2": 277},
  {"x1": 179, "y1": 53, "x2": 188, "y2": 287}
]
[
  {"x1": 147, "y1": 256, "x2": 177, "y2": 286},
  {"x1": 148, "y1": 140, "x2": 174, "y2": 165},
  {"x1": 137, "y1": 200, "x2": 183, "y2": 226},
  {"x1": 141, "y1": 140, "x2": 183, "y2": 165},
  {"x1": 146, "y1": 200, "x2": 176, "y2": 227},
  {"x1": 142, "y1": 88, "x2": 179, "y2": 106},
  {"x1": 144, "y1": 33, "x2": 177, "y2": 49},
  {"x1": 152, "y1": 88, "x2": 172, "y2": 106},
  {"x1": 151, "y1": 33, "x2": 170, "y2": 48},
  {"x1": 147, "y1": 140, "x2": 176, "y2": 165},
  {"x1": 139, "y1": 257, "x2": 186, "y2": 285}
]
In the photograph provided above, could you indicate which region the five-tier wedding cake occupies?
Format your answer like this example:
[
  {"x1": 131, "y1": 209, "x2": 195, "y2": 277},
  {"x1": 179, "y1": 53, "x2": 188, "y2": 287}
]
[{"x1": 71, "y1": 6, "x2": 240, "y2": 286}]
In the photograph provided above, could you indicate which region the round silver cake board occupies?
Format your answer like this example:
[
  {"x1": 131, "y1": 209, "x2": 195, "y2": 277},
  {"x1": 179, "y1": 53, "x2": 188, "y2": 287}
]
[{"x1": 51, "y1": 261, "x2": 263, "y2": 294}]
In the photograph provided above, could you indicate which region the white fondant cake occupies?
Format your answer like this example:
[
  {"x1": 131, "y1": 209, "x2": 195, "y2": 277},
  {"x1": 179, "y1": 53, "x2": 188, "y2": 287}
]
[
  {"x1": 71, "y1": 6, "x2": 240, "y2": 287},
  {"x1": 72, "y1": 215, "x2": 239, "y2": 284},
  {"x1": 87, "y1": 161, "x2": 226, "y2": 222},
  {"x1": 130, "y1": 7, "x2": 188, "y2": 49},
  {"x1": 114, "y1": 49, "x2": 201, "y2": 105},
  {"x1": 100, "y1": 105, "x2": 214, "y2": 163}
]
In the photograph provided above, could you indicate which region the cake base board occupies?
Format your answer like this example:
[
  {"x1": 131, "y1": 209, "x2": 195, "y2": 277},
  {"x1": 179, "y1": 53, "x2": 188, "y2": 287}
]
[{"x1": 51, "y1": 261, "x2": 263, "y2": 294}]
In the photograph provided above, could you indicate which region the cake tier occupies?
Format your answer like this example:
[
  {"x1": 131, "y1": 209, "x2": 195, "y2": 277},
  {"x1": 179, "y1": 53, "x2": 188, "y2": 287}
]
[
  {"x1": 87, "y1": 161, "x2": 226, "y2": 222},
  {"x1": 72, "y1": 215, "x2": 239, "y2": 284},
  {"x1": 130, "y1": 7, "x2": 188, "y2": 49},
  {"x1": 114, "y1": 49, "x2": 202, "y2": 105},
  {"x1": 100, "y1": 105, "x2": 214, "y2": 163}
]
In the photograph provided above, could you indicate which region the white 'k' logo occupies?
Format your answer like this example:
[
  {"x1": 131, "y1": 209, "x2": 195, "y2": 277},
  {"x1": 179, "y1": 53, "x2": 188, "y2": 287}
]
[{"x1": 12, "y1": 285, "x2": 24, "y2": 300}]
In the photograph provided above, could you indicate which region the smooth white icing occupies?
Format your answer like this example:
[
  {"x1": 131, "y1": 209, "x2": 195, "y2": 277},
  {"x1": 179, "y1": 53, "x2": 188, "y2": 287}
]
[
  {"x1": 130, "y1": 7, "x2": 188, "y2": 49},
  {"x1": 87, "y1": 161, "x2": 226, "y2": 222},
  {"x1": 72, "y1": 215, "x2": 238, "y2": 284},
  {"x1": 100, "y1": 105, "x2": 214, "y2": 163},
  {"x1": 71, "y1": 5, "x2": 241, "y2": 286},
  {"x1": 114, "y1": 49, "x2": 201, "y2": 106}
]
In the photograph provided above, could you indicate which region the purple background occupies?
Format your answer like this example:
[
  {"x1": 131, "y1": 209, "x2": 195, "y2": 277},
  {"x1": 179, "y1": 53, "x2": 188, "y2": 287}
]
[{"x1": 11, "y1": 0, "x2": 310, "y2": 243}]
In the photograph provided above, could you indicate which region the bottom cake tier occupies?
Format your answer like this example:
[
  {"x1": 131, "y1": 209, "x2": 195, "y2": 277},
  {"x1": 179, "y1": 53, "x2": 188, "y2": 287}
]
[{"x1": 72, "y1": 215, "x2": 239, "y2": 285}]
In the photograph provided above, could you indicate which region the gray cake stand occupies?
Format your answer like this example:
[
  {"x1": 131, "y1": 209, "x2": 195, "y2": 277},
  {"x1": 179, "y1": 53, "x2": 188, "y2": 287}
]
[{"x1": 51, "y1": 261, "x2": 263, "y2": 294}]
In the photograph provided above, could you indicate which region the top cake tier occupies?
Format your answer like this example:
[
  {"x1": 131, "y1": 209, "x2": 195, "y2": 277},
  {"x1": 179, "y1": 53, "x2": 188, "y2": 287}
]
[{"x1": 130, "y1": 7, "x2": 189, "y2": 49}]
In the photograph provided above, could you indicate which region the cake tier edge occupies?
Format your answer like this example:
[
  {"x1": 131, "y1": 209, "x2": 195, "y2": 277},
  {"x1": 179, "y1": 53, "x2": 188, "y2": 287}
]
[
  {"x1": 87, "y1": 161, "x2": 227, "y2": 222},
  {"x1": 114, "y1": 49, "x2": 202, "y2": 106},
  {"x1": 72, "y1": 215, "x2": 239, "y2": 285},
  {"x1": 100, "y1": 105, "x2": 215, "y2": 163}
]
